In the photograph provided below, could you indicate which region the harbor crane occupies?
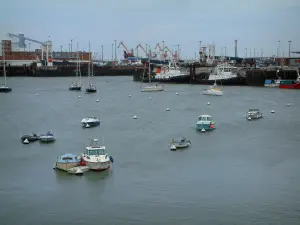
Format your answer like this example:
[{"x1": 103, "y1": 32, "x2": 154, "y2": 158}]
[
  {"x1": 7, "y1": 33, "x2": 47, "y2": 49},
  {"x1": 117, "y1": 41, "x2": 134, "y2": 58},
  {"x1": 136, "y1": 43, "x2": 149, "y2": 57}
]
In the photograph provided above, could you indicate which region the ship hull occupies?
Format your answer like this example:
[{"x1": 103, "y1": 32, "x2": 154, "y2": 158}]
[{"x1": 279, "y1": 83, "x2": 300, "y2": 89}]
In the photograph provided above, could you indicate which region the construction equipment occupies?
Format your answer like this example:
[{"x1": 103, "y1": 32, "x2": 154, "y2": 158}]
[{"x1": 117, "y1": 41, "x2": 134, "y2": 58}]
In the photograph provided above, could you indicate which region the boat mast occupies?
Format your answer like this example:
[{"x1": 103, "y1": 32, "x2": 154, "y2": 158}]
[
  {"x1": 76, "y1": 42, "x2": 79, "y2": 82},
  {"x1": 88, "y1": 42, "x2": 91, "y2": 86},
  {"x1": 2, "y1": 41, "x2": 7, "y2": 86},
  {"x1": 79, "y1": 49, "x2": 81, "y2": 86},
  {"x1": 148, "y1": 49, "x2": 151, "y2": 83}
]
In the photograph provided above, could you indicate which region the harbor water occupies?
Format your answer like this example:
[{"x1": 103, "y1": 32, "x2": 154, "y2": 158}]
[{"x1": 0, "y1": 77, "x2": 300, "y2": 225}]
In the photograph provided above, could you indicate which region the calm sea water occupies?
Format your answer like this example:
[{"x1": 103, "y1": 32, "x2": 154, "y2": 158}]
[{"x1": 0, "y1": 77, "x2": 300, "y2": 225}]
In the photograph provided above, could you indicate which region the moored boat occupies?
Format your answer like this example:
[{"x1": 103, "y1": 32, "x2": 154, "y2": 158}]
[
  {"x1": 54, "y1": 154, "x2": 81, "y2": 171},
  {"x1": 246, "y1": 109, "x2": 263, "y2": 120},
  {"x1": 81, "y1": 117, "x2": 100, "y2": 128},
  {"x1": 170, "y1": 137, "x2": 191, "y2": 151},
  {"x1": 21, "y1": 133, "x2": 39, "y2": 143},
  {"x1": 81, "y1": 138, "x2": 112, "y2": 171},
  {"x1": 39, "y1": 131, "x2": 56, "y2": 143},
  {"x1": 196, "y1": 115, "x2": 216, "y2": 131},
  {"x1": 67, "y1": 166, "x2": 90, "y2": 175},
  {"x1": 202, "y1": 83, "x2": 223, "y2": 96}
]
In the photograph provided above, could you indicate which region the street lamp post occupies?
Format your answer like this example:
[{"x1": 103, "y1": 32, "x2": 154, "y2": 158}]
[
  {"x1": 101, "y1": 45, "x2": 103, "y2": 62},
  {"x1": 288, "y1": 41, "x2": 291, "y2": 58},
  {"x1": 277, "y1": 40, "x2": 280, "y2": 57},
  {"x1": 114, "y1": 40, "x2": 117, "y2": 61},
  {"x1": 111, "y1": 43, "x2": 114, "y2": 60},
  {"x1": 28, "y1": 43, "x2": 31, "y2": 52}
]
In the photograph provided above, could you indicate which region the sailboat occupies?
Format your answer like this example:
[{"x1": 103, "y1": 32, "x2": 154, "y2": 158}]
[
  {"x1": 141, "y1": 50, "x2": 164, "y2": 92},
  {"x1": 69, "y1": 43, "x2": 82, "y2": 91},
  {"x1": 86, "y1": 42, "x2": 97, "y2": 93},
  {"x1": 0, "y1": 44, "x2": 12, "y2": 93}
]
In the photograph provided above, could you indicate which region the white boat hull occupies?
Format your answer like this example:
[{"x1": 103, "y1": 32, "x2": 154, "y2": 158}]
[
  {"x1": 141, "y1": 85, "x2": 164, "y2": 92},
  {"x1": 202, "y1": 90, "x2": 223, "y2": 96},
  {"x1": 84, "y1": 161, "x2": 110, "y2": 171}
]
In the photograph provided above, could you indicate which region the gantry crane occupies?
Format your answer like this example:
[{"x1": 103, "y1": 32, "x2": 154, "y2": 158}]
[
  {"x1": 7, "y1": 33, "x2": 47, "y2": 49},
  {"x1": 117, "y1": 41, "x2": 134, "y2": 58}
]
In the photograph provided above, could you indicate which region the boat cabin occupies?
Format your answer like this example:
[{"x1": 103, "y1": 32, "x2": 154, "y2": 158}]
[
  {"x1": 58, "y1": 154, "x2": 81, "y2": 163},
  {"x1": 85, "y1": 147, "x2": 106, "y2": 156},
  {"x1": 216, "y1": 63, "x2": 237, "y2": 75},
  {"x1": 198, "y1": 115, "x2": 213, "y2": 122}
]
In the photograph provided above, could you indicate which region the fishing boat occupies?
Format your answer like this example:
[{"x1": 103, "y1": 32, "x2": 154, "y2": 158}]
[
  {"x1": 279, "y1": 72, "x2": 300, "y2": 89},
  {"x1": 153, "y1": 61, "x2": 190, "y2": 83},
  {"x1": 21, "y1": 133, "x2": 39, "y2": 143},
  {"x1": 170, "y1": 137, "x2": 191, "y2": 151},
  {"x1": 141, "y1": 50, "x2": 164, "y2": 92},
  {"x1": 69, "y1": 44, "x2": 82, "y2": 91},
  {"x1": 196, "y1": 115, "x2": 216, "y2": 132},
  {"x1": 81, "y1": 117, "x2": 100, "y2": 128},
  {"x1": 264, "y1": 79, "x2": 281, "y2": 87},
  {"x1": 202, "y1": 83, "x2": 223, "y2": 96},
  {"x1": 54, "y1": 154, "x2": 81, "y2": 171},
  {"x1": 81, "y1": 138, "x2": 112, "y2": 171},
  {"x1": 0, "y1": 44, "x2": 12, "y2": 93},
  {"x1": 246, "y1": 109, "x2": 263, "y2": 120},
  {"x1": 39, "y1": 131, "x2": 56, "y2": 143},
  {"x1": 86, "y1": 42, "x2": 97, "y2": 93}
]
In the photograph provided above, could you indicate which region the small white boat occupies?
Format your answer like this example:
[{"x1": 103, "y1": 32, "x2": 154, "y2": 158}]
[
  {"x1": 54, "y1": 153, "x2": 81, "y2": 171},
  {"x1": 202, "y1": 84, "x2": 223, "y2": 96},
  {"x1": 23, "y1": 139, "x2": 30, "y2": 144},
  {"x1": 246, "y1": 109, "x2": 263, "y2": 120},
  {"x1": 141, "y1": 84, "x2": 164, "y2": 92},
  {"x1": 81, "y1": 138, "x2": 112, "y2": 171},
  {"x1": 81, "y1": 117, "x2": 100, "y2": 128},
  {"x1": 170, "y1": 137, "x2": 191, "y2": 150},
  {"x1": 39, "y1": 131, "x2": 56, "y2": 143},
  {"x1": 67, "y1": 166, "x2": 90, "y2": 175}
]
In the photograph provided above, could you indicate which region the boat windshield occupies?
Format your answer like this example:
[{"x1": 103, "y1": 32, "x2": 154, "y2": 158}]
[
  {"x1": 199, "y1": 116, "x2": 212, "y2": 121},
  {"x1": 87, "y1": 149, "x2": 105, "y2": 155}
]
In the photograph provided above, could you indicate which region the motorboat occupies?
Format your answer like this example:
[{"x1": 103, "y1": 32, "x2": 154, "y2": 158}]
[
  {"x1": 170, "y1": 137, "x2": 191, "y2": 151},
  {"x1": 54, "y1": 154, "x2": 81, "y2": 171},
  {"x1": 202, "y1": 83, "x2": 223, "y2": 96},
  {"x1": 264, "y1": 79, "x2": 281, "y2": 87},
  {"x1": 81, "y1": 117, "x2": 100, "y2": 128},
  {"x1": 21, "y1": 133, "x2": 39, "y2": 144},
  {"x1": 196, "y1": 115, "x2": 216, "y2": 132},
  {"x1": 67, "y1": 166, "x2": 90, "y2": 175},
  {"x1": 81, "y1": 138, "x2": 112, "y2": 171},
  {"x1": 39, "y1": 131, "x2": 56, "y2": 143},
  {"x1": 141, "y1": 84, "x2": 164, "y2": 92},
  {"x1": 246, "y1": 109, "x2": 263, "y2": 120}
]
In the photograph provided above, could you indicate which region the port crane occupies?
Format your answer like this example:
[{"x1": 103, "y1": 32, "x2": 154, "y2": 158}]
[
  {"x1": 117, "y1": 41, "x2": 134, "y2": 58},
  {"x1": 136, "y1": 43, "x2": 149, "y2": 57}
]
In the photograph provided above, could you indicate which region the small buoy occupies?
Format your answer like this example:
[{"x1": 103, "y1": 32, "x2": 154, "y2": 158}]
[
  {"x1": 85, "y1": 124, "x2": 90, "y2": 128},
  {"x1": 207, "y1": 102, "x2": 210, "y2": 105},
  {"x1": 78, "y1": 96, "x2": 81, "y2": 98},
  {"x1": 201, "y1": 128, "x2": 206, "y2": 132},
  {"x1": 170, "y1": 145, "x2": 177, "y2": 151},
  {"x1": 166, "y1": 108, "x2": 170, "y2": 111},
  {"x1": 23, "y1": 139, "x2": 29, "y2": 144},
  {"x1": 133, "y1": 115, "x2": 137, "y2": 119},
  {"x1": 128, "y1": 94, "x2": 131, "y2": 97},
  {"x1": 247, "y1": 117, "x2": 252, "y2": 120},
  {"x1": 271, "y1": 110, "x2": 275, "y2": 113},
  {"x1": 96, "y1": 99, "x2": 99, "y2": 102},
  {"x1": 149, "y1": 96, "x2": 152, "y2": 99},
  {"x1": 36, "y1": 94, "x2": 38, "y2": 96},
  {"x1": 176, "y1": 92, "x2": 179, "y2": 95},
  {"x1": 287, "y1": 103, "x2": 290, "y2": 106}
]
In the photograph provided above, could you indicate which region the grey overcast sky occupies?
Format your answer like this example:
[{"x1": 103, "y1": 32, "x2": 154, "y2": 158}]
[{"x1": 1, "y1": 0, "x2": 300, "y2": 59}]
